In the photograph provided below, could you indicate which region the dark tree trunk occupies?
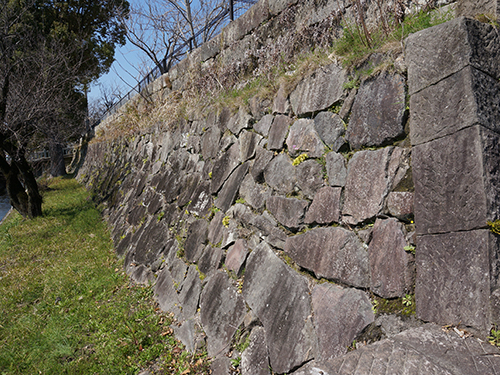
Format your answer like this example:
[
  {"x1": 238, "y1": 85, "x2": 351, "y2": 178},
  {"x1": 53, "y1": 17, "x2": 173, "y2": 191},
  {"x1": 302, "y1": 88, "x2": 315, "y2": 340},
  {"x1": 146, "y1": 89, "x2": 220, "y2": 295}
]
[
  {"x1": 49, "y1": 141, "x2": 66, "y2": 177},
  {"x1": 0, "y1": 141, "x2": 42, "y2": 218}
]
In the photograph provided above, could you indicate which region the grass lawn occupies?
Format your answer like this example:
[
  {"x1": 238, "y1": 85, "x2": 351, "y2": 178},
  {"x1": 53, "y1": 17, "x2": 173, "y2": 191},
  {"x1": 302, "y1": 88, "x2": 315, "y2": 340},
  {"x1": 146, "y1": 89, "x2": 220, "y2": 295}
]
[{"x1": 0, "y1": 177, "x2": 209, "y2": 374}]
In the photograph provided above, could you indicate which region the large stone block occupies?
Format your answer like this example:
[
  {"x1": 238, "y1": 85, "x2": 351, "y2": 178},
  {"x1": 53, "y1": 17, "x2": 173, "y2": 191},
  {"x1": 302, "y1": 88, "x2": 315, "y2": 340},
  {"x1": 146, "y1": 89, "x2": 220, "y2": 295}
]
[
  {"x1": 243, "y1": 242, "x2": 316, "y2": 374},
  {"x1": 240, "y1": 327, "x2": 270, "y2": 375},
  {"x1": 347, "y1": 73, "x2": 406, "y2": 150},
  {"x1": 210, "y1": 142, "x2": 240, "y2": 194},
  {"x1": 239, "y1": 174, "x2": 271, "y2": 210},
  {"x1": 313, "y1": 111, "x2": 345, "y2": 148},
  {"x1": 416, "y1": 230, "x2": 497, "y2": 335},
  {"x1": 343, "y1": 147, "x2": 404, "y2": 225},
  {"x1": 222, "y1": 0, "x2": 269, "y2": 47},
  {"x1": 304, "y1": 186, "x2": 342, "y2": 224},
  {"x1": 410, "y1": 66, "x2": 500, "y2": 146},
  {"x1": 214, "y1": 162, "x2": 250, "y2": 212},
  {"x1": 312, "y1": 284, "x2": 374, "y2": 361},
  {"x1": 406, "y1": 17, "x2": 500, "y2": 95},
  {"x1": 266, "y1": 196, "x2": 308, "y2": 229},
  {"x1": 294, "y1": 159, "x2": 325, "y2": 199},
  {"x1": 284, "y1": 227, "x2": 370, "y2": 288},
  {"x1": 412, "y1": 126, "x2": 500, "y2": 235},
  {"x1": 286, "y1": 119, "x2": 325, "y2": 158},
  {"x1": 263, "y1": 153, "x2": 296, "y2": 195},
  {"x1": 185, "y1": 219, "x2": 209, "y2": 262},
  {"x1": 369, "y1": 218, "x2": 414, "y2": 298},
  {"x1": 290, "y1": 63, "x2": 346, "y2": 116},
  {"x1": 200, "y1": 271, "x2": 246, "y2": 357},
  {"x1": 268, "y1": 115, "x2": 291, "y2": 150},
  {"x1": 326, "y1": 151, "x2": 347, "y2": 187}
]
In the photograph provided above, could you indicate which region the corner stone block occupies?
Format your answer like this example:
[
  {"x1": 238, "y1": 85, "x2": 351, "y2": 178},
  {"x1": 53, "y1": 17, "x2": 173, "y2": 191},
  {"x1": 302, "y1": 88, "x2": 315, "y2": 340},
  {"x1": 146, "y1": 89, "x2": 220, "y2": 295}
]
[
  {"x1": 284, "y1": 227, "x2": 370, "y2": 288},
  {"x1": 369, "y1": 218, "x2": 413, "y2": 298},
  {"x1": 243, "y1": 242, "x2": 316, "y2": 374},
  {"x1": 415, "y1": 230, "x2": 496, "y2": 335},
  {"x1": 346, "y1": 72, "x2": 406, "y2": 150},
  {"x1": 289, "y1": 63, "x2": 346, "y2": 116},
  {"x1": 312, "y1": 283, "x2": 374, "y2": 361},
  {"x1": 412, "y1": 125, "x2": 500, "y2": 235},
  {"x1": 410, "y1": 65, "x2": 500, "y2": 146},
  {"x1": 405, "y1": 17, "x2": 500, "y2": 95},
  {"x1": 200, "y1": 271, "x2": 246, "y2": 358}
]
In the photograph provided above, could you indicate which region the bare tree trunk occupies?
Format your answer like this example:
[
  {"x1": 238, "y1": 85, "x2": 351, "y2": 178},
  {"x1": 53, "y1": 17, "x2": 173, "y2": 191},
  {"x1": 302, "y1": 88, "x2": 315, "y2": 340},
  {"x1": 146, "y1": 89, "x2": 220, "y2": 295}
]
[
  {"x1": 0, "y1": 150, "x2": 42, "y2": 218},
  {"x1": 49, "y1": 141, "x2": 66, "y2": 177}
]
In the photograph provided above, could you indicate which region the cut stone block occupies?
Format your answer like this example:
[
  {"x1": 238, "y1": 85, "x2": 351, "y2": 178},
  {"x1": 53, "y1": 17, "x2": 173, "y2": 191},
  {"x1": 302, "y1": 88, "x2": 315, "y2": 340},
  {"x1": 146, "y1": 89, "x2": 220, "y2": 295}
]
[
  {"x1": 251, "y1": 145, "x2": 274, "y2": 183},
  {"x1": 214, "y1": 162, "x2": 250, "y2": 212},
  {"x1": 210, "y1": 142, "x2": 241, "y2": 194},
  {"x1": 226, "y1": 239, "x2": 248, "y2": 275},
  {"x1": 200, "y1": 271, "x2": 246, "y2": 357},
  {"x1": 410, "y1": 65, "x2": 500, "y2": 146},
  {"x1": 178, "y1": 265, "x2": 201, "y2": 320},
  {"x1": 208, "y1": 211, "x2": 225, "y2": 246},
  {"x1": 198, "y1": 245, "x2": 222, "y2": 276},
  {"x1": 154, "y1": 268, "x2": 182, "y2": 318},
  {"x1": 285, "y1": 227, "x2": 370, "y2": 288},
  {"x1": 241, "y1": 326, "x2": 270, "y2": 375},
  {"x1": 286, "y1": 119, "x2": 325, "y2": 158},
  {"x1": 412, "y1": 126, "x2": 500, "y2": 235},
  {"x1": 227, "y1": 107, "x2": 253, "y2": 135},
  {"x1": 314, "y1": 111, "x2": 345, "y2": 148},
  {"x1": 239, "y1": 130, "x2": 260, "y2": 162},
  {"x1": 187, "y1": 181, "x2": 212, "y2": 217},
  {"x1": 406, "y1": 17, "x2": 500, "y2": 95},
  {"x1": 253, "y1": 114, "x2": 274, "y2": 137},
  {"x1": 295, "y1": 159, "x2": 325, "y2": 199},
  {"x1": 243, "y1": 242, "x2": 316, "y2": 374},
  {"x1": 416, "y1": 230, "x2": 497, "y2": 335},
  {"x1": 239, "y1": 174, "x2": 271, "y2": 210},
  {"x1": 346, "y1": 72, "x2": 406, "y2": 150},
  {"x1": 266, "y1": 196, "x2": 308, "y2": 229},
  {"x1": 369, "y1": 218, "x2": 413, "y2": 298},
  {"x1": 326, "y1": 151, "x2": 347, "y2": 187},
  {"x1": 185, "y1": 219, "x2": 209, "y2": 262},
  {"x1": 312, "y1": 283, "x2": 374, "y2": 361},
  {"x1": 343, "y1": 147, "x2": 403, "y2": 225},
  {"x1": 268, "y1": 115, "x2": 291, "y2": 150},
  {"x1": 264, "y1": 153, "x2": 296, "y2": 195},
  {"x1": 304, "y1": 186, "x2": 342, "y2": 224},
  {"x1": 386, "y1": 191, "x2": 414, "y2": 220},
  {"x1": 290, "y1": 63, "x2": 346, "y2": 116}
]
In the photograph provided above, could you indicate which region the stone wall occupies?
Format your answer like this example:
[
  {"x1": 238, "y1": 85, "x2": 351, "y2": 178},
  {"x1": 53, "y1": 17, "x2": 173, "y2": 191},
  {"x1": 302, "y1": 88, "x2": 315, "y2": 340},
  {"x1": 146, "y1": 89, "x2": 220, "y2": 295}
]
[{"x1": 78, "y1": 4, "x2": 500, "y2": 375}]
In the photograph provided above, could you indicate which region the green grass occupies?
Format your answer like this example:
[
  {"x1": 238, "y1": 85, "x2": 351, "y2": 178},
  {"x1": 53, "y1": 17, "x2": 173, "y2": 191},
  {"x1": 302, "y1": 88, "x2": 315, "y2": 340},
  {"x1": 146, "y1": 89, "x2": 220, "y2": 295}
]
[
  {"x1": 0, "y1": 177, "x2": 209, "y2": 374},
  {"x1": 333, "y1": 8, "x2": 454, "y2": 69}
]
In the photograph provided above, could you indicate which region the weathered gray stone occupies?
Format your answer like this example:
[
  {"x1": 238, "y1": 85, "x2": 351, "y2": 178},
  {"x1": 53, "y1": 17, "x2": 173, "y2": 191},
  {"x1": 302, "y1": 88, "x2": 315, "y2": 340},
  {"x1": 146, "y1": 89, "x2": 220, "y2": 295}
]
[
  {"x1": 227, "y1": 107, "x2": 253, "y2": 135},
  {"x1": 272, "y1": 84, "x2": 291, "y2": 115},
  {"x1": 410, "y1": 65, "x2": 500, "y2": 146},
  {"x1": 313, "y1": 111, "x2": 345, "y2": 148},
  {"x1": 268, "y1": 115, "x2": 291, "y2": 150},
  {"x1": 249, "y1": 212, "x2": 288, "y2": 249},
  {"x1": 312, "y1": 284, "x2": 374, "y2": 361},
  {"x1": 131, "y1": 220, "x2": 168, "y2": 267},
  {"x1": 295, "y1": 159, "x2": 325, "y2": 199},
  {"x1": 416, "y1": 230, "x2": 497, "y2": 335},
  {"x1": 187, "y1": 181, "x2": 212, "y2": 217},
  {"x1": 264, "y1": 153, "x2": 296, "y2": 195},
  {"x1": 178, "y1": 265, "x2": 202, "y2": 320},
  {"x1": 339, "y1": 87, "x2": 357, "y2": 121},
  {"x1": 128, "y1": 264, "x2": 155, "y2": 285},
  {"x1": 169, "y1": 257, "x2": 188, "y2": 286},
  {"x1": 326, "y1": 323, "x2": 500, "y2": 375},
  {"x1": 457, "y1": 0, "x2": 500, "y2": 18},
  {"x1": 239, "y1": 130, "x2": 260, "y2": 161},
  {"x1": 286, "y1": 119, "x2": 325, "y2": 158},
  {"x1": 198, "y1": 245, "x2": 222, "y2": 276},
  {"x1": 201, "y1": 126, "x2": 221, "y2": 161},
  {"x1": 369, "y1": 218, "x2": 413, "y2": 298},
  {"x1": 239, "y1": 174, "x2": 271, "y2": 210},
  {"x1": 215, "y1": 162, "x2": 250, "y2": 212},
  {"x1": 174, "y1": 319, "x2": 195, "y2": 353},
  {"x1": 200, "y1": 271, "x2": 246, "y2": 357},
  {"x1": 343, "y1": 147, "x2": 402, "y2": 225},
  {"x1": 177, "y1": 173, "x2": 201, "y2": 208},
  {"x1": 290, "y1": 63, "x2": 346, "y2": 116},
  {"x1": 251, "y1": 145, "x2": 274, "y2": 183},
  {"x1": 185, "y1": 219, "x2": 209, "y2": 262},
  {"x1": 413, "y1": 126, "x2": 500, "y2": 235},
  {"x1": 325, "y1": 151, "x2": 347, "y2": 187},
  {"x1": 304, "y1": 186, "x2": 341, "y2": 224},
  {"x1": 241, "y1": 327, "x2": 270, "y2": 375},
  {"x1": 226, "y1": 239, "x2": 248, "y2": 275},
  {"x1": 210, "y1": 356, "x2": 231, "y2": 375},
  {"x1": 208, "y1": 211, "x2": 225, "y2": 246},
  {"x1": 243, "y1": 242, "x2": 316, "y2": 374},
  {"x1": 346, "y1": 73, "x2": 406, "y2": 150},
  {"x1": 406, "y1": 17, "x2": 500, "y2": 95},
  {"x1": 253, "y1": 114, "x2": 274, "y2": 136},
  {"x1": 266, "y1": 196, "x2": 308, "y2": 229},
  {"x1": 210, "y1": 142, "x2": 241, "y2": 194},
  {"x1": 222, "y1": 0, "x2": 269, "y2": 46},
  {"x1": 285, "y1": 227, "x2": 370, "y2": 288},
  {"x1": 386, "y1": 191, "x2": 414, "y2": 220},
  {"x1": 154, "y1": 268, "x2": 182, "y2": 317}
]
